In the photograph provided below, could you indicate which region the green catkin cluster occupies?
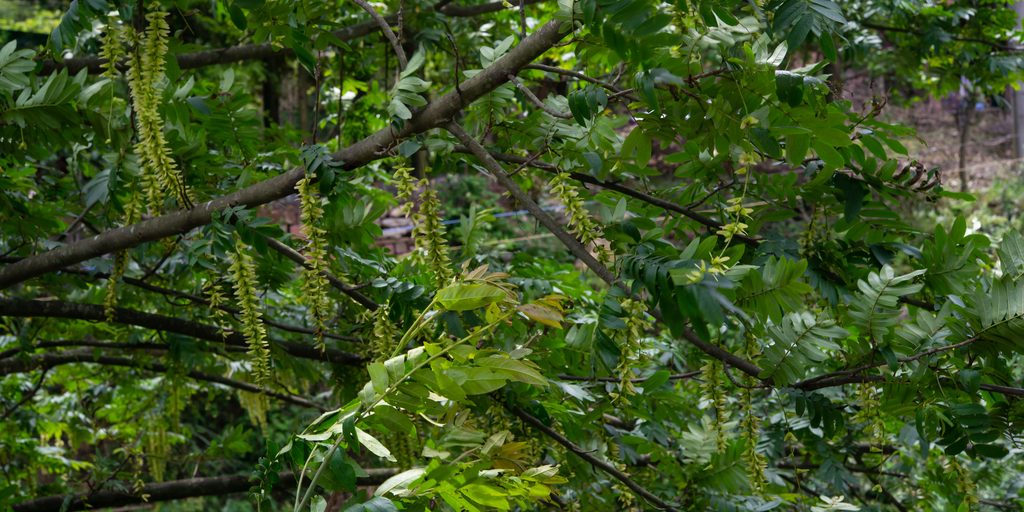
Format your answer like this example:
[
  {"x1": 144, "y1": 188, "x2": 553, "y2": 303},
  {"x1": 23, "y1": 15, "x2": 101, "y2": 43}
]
[
  {"x1": 99, "y1": 21, "x2": 124, "y2": 79},
  {"x1": 227, "y1": 237, "x2": 271, "y2": 384},
  {"x1": 548, "y1": 172, "x2": 613, "y2": 266},
  {"x1": 204, "y1": 278, "x2": 230, "y2": 341},
  {"x1": 371, "y1": 306, "x2": 396, "y2": 362},
  {"x1": 945, "y1": 458, "x2": 980, "y2": 510},
  {"x1": 392, "y1": 165, "x2": 417, "y2": 218},
  {"x1": 103, "y1": 191, "x2": 143, "y2": 320},
  {"x1": 611, "y1": 299, "x2": 651, "y2": 405},
  {"x1": 412, "y1": 186, "x2": 453, "y2": 288},
  {"x1": 391, "y1": 166, "x2": 452, "y2": 287},
  {"x1": 146, "y1": 423, "x2": 168, "y2": 482},
  {"x1": 854, "y1": 383, "x2": 886, "y2": 450},
  {"x1": 296, "y1": 171, "x2": 330, "y2": 350},
  {"x1": 699, "y1": 357, "x2": 730, "y2": 454},
  {"x1": 126, "y1": 4, "x2": 188, "y2": 211},
  {"x1": 388, "y1": 426, "x2": 418, "y2": 469},
  {"x1": 739, "y1": 335, "x2": 767, "y2": 496},
  {"x1": 104, "y1": 252, "x2": 129, "y2": 321},
  {"x1": 238, "y1": 387, "x2": 270, "y2": 437}
]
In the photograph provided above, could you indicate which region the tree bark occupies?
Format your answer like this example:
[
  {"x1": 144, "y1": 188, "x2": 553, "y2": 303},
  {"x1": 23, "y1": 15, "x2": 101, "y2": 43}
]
[
  {"x1": 11, "y1": 470, "x2": 399, "y2": 512},
  {"x1": 0, "y1": 19, "x2": 567, "y2": 290}
]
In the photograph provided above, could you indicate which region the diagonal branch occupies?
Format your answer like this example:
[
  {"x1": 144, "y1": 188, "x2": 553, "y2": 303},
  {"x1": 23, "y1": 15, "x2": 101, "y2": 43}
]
[
  {"x1": 0, "y1": 19, "x2": 569, "y2": 290},
  {"x1": 0, "y1": 348, "x2": 328, "y2": 410},
  {"x1": 0, "y1": 368, "x2": 48, "y2": 420},
  {"x1": 446, "y1": 123, "x2": 767, "y2": 381},
  {"x1": 352, "y1": 0, "x2": 408, "y2": 70},
  {"x1": 522, "y1": 63, "x2": 641, "y2": 102},
  {"x1": 508, "y1": 405, "x2": 680, "y2": 512},
  {"x1": 0, "y1": 298, "x2": 366, "y2": 366},
  {"x1": 264, "y1": 236, "x2": 379, "y2": 310},
  {"x1": 507, "y1": 74, "x2": 573, "y2": 119}
]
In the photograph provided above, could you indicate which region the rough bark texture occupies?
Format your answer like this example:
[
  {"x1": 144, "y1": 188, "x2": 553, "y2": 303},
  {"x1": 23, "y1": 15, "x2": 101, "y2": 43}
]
[
  {"x1": 0, "y1": 19, "x2": 568, "y2": 290},
  {"x1": 0, "y1": 299, "x2": 366, "y2": 366},
  {"x1": 11, "y1": 469, "x2": 399, "y2": 512}
]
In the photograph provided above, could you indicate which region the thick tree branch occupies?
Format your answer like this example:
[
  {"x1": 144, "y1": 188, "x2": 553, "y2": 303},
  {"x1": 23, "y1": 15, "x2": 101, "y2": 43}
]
[
  {"x1": 0, "y1": 19, "x2": 569, "y2": 289},
  {"x1": 509, "y1": 406, "x2": 680, "y2": 512},
  {"x1": 0, "y1": 348, "x2": 328, "y2": 411},
  {"x1": 0, "y1": 299, "x2": 366, "y2": 366},
  {"x1": 10, "y1": 470, "x2": 399, "y2": 512},
  {"x1": 264, "y1": 237, "x2": 379, "y2": 310}
]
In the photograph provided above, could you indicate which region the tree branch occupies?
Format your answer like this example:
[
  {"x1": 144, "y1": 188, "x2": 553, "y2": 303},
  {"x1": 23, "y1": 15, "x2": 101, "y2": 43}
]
[
  {"x1": 0, "y1": 18, "x2": 569, "y2": 290},
  {"x1": 508, "y1": 405, "x2": 680, "y2": 512},
  {"x1": 557, "y1": 371, "x2": 700, "y2": 383},
  {"x1": 0, "y1": 299, "x2": 366, "y2": 367},
  {"x1": 0, "y1": 348, "x2": 328, "y2": 411},
  {"x1": 0, "y1": 368, "x2": 48, "y2": 420},
  {"x1": 447, "y1": 123, "x2": 768, "y2": 382},
  {"x1": 351, "y1": 0, "x2": 408, "y2": 70},
  {"x1": 522, "y1": 64, "x2": 641, "y2": 102},
  {"x1": 39, "y1": 0, "x2": 548, "y2": 76},
  {"x1": 859, "y1": 21, "x2": 1024, "y2": 52},
  {"x1": 793, "y1": 337, "x2": 977, "y2": 390},
  {"x1": 450, "y1": 145, "x2": 761, "y2": 246},
  {"x1": 264, "y1": 237, "x2": 379, "y2": 310},
  {"x1": 10, "y1": 470, "x2": 399, "y2": 512},
  {"x1": 45, "y1": 264, "x2": 367, "y2": 342},
  {"x1": 507, "y1": 74, "x2": 573, "y2": 119}
]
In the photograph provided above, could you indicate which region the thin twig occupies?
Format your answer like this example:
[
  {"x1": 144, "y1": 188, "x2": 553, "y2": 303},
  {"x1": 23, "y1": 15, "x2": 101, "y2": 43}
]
[
  {"x1": 0, "y1": 368, "x2": 49, "y2": 420},
  {"x1": 507, "y1": 74, "x2": 573, "y2": 119},
  {"x1": 264, "y1": 236, "x2": 380, "y2": 310},
  {"x1": 793, "y1": 337, "x2": 977, "y2": 389},
  {"x1": 508, "y1": 405, "x2": 681, "y2": 512},
  {"x1": 351, "y1": 0, "x2": 408, "y2": 70},
  {"x1": 557, "y1": 371, "x2": 700, "y2": 383}
]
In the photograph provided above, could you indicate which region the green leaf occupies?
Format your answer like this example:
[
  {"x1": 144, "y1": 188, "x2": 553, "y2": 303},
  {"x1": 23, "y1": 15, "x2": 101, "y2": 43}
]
[
  {"x1": 229, "y1": 4, "x2": 247, "y2": 30},
  {"x1": 356, "y1": 428, "x2": 397, "y2": 462},
  {"x1": 233, "y1": 0, "x2": 265, "y2": 9},
  {"x1": 811, "y1": 139, "x2": 845, "y2": 168},
  {"x1": 819, "y1": 31, "x2": 836, "y2": 62},
  {"x1": 833, "y1": 174, "x2": 864, "y2": 221},
  {"x1": 436, "y1": 284, "x2": 505, "y2": 311},
  {"x1": 475, "y1": 356, "x2": 547, "y2": 386},
  {"x1": 368, "y1": 362, "x2": 389, "y2": 394},
  {"x1": 373, "y1": 404, "x2": 416, "y2": 435}
]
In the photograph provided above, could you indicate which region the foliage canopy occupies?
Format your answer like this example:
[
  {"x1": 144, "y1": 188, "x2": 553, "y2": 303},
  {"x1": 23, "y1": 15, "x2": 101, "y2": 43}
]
[{"x1": 3, "y1": 0, "x2": 1024, "y2": 511}]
